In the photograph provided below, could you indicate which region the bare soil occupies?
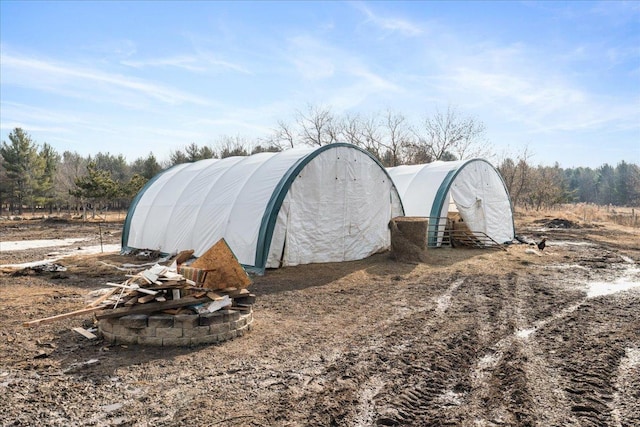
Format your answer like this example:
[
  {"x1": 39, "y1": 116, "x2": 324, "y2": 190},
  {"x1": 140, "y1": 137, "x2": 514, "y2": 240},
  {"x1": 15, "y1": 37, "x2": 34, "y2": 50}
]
[{"x1": 1, "y1": 213, "x2": 639, "y2": 426}]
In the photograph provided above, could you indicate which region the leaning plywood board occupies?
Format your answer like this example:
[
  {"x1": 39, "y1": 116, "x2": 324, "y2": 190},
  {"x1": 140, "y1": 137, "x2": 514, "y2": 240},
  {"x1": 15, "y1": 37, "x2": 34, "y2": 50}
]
[{"x1": 190, "y1": 238, "x2": 251, "y2": 290}]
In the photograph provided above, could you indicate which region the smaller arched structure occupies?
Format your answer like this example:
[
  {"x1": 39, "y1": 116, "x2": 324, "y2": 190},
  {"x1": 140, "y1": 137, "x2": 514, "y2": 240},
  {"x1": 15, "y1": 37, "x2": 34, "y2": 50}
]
[{"x1": 387, "y1": 159, "x2": 515, "y2": 246}]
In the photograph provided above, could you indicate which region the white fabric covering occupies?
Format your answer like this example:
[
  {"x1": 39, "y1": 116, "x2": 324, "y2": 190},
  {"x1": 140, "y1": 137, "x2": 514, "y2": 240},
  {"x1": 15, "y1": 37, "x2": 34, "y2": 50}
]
[
  {"x1": 387, "y1": 159, "x2": 514, "y2": 245},
  {"x1": 124, "y1": 144, "x2": 403, "y2": 270}
]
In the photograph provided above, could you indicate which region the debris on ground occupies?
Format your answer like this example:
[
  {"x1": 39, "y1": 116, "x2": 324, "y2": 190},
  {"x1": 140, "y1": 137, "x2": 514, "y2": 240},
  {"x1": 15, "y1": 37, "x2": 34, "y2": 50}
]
[
  {"x1": 22, "y1": 239, "x2": 255, "y2": 328},
  {"x1": 9, "y1": 263, "x2": 68, "y2": 276},
  {"x1": 533, "y1": 217, "x2": 581, "y2": 229}
]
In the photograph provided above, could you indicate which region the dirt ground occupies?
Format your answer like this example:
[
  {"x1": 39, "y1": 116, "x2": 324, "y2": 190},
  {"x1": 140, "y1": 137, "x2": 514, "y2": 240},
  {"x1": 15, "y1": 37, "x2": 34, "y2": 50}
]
[{"x1": 0, "y1": 212, "x2": 639, "y2": 427}]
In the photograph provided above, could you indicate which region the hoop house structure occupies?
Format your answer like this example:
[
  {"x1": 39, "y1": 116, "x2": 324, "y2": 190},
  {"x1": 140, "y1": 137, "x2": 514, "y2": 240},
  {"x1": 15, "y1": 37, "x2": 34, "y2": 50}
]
[
  {"x1": 122, "y1": 144, "x2": 404, "y2": 273},
  {"x1": 387, "y1": 159, "x2": 514, "y2": 246}
]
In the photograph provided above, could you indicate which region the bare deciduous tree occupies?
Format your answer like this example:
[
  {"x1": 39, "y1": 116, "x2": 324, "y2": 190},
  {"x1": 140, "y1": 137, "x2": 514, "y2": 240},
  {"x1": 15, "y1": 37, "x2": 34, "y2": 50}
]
[
  {"x1": 340, "y1": 113, "x2": 366, "y2": 147},
  {"x1": 267, "y1": 120, "x2": 296, "y2": 149},
  {"x1": 380, "y1": 110, "x2": 413, "y2": 167},
  {"x1": 215, "y1": 135, "x2": 251, "y2": 158},
  {"x1": 497, "y1": 145, "x2": 533, "y2": 208},
  {"x1": 296, "y1": 104, "x2": 339, "y2": 146},
  {"x1": 414, "y1": 105, "x2": 490, "y2": 161}
]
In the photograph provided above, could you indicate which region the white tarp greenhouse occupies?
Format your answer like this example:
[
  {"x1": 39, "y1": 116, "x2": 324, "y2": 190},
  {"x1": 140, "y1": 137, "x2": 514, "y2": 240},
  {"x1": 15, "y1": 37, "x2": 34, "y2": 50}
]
[
  {"x1": 387, "y1": 159, "x2": 514, "y2": 246},
  {"x1": 122, "y1": 143, "x2": 404, "y2": 273}
]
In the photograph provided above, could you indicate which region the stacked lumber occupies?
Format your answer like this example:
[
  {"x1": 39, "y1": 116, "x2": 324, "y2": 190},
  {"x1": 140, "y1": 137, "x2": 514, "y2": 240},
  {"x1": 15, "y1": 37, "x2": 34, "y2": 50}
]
[
  {"x1": 100, "y1": 263, "x2": 233, "y2": 311},
  {"x1": 23, "y1": 238, "x2": 256, "y2": 328}
]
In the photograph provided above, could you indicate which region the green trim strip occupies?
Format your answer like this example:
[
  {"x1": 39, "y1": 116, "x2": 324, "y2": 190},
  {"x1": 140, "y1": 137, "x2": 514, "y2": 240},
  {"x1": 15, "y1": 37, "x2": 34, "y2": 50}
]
[
  {"x1": 427, "y1": 158, "x2": 515, "y2": 246},
  {"x1": 253, "y1": 143, "x2": 404, "y2": 274},
  {"x1": 428, "y1": 169, "x2": 458, "y2": 247},
  {"x1": 121, "y1": 165, "x2": 180, "y2": 252}
]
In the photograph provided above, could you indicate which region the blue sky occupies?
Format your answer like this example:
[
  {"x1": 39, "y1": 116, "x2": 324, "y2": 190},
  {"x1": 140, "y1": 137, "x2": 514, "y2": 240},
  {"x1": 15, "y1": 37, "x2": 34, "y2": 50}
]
[{"x1": 1, "y1": 1, "x2": 638, "y2": 168}]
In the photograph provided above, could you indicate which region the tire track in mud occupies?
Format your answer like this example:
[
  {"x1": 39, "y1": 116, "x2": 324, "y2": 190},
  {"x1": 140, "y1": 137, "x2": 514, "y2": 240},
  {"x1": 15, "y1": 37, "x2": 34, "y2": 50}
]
[
  {"x1": 370, "y1": 274, "x2": 537, "y2": 426},
  {"x1": 235, "y1": 252, "x2": 638, "y2": 426},
  {"x1": 465, "y1": 272, "x2": 576, "y2": 427},
  {"x1": 536, "y1": 292, "x2": 640, "y2": 427},
  {"x1": 612, "y1": 346, "x2": 640, "y2": 426}
]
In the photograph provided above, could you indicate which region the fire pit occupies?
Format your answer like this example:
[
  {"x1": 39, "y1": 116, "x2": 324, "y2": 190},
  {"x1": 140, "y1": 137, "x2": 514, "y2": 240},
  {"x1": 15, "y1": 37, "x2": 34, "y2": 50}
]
[{"x1": 99, "y1": 307, "x2": 254, "y2": 346}]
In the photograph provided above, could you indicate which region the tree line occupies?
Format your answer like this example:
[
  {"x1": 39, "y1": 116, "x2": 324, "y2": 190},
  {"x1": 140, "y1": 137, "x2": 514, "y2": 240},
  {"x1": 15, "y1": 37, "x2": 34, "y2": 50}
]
[
  {"x1": 1, "y1": 104, "x2": 639, "y2": 216},
  {"x1": 497, "y1": 147, "x2": 640, "y2": 209}
]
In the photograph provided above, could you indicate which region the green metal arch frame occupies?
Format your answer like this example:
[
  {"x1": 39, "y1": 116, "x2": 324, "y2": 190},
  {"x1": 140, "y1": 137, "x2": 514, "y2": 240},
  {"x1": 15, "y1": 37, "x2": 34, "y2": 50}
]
[
  {"x1": 252, "y1": 143, "x2": 405, "y2": 274},
  {"x1": 427, "y1": 158, "x2": 515, "y2": 247},
  {"x1": 121, "y1": 164, "x2": 181, "y2": 252}
]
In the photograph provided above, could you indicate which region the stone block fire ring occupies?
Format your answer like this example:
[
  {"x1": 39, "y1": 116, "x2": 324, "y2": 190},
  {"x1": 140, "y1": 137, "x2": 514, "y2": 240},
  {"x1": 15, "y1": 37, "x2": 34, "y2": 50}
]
[
  {"x1": 95, "y1": 239, "x2": 256, "y2": 347},
  {"x1": 99, "y1": 307, "x2": 254, "y2": 347}
]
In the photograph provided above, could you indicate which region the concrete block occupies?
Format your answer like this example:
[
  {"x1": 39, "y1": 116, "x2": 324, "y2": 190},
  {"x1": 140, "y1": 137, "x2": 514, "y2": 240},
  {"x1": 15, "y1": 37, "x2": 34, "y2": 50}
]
[
  {"x1": 209, "y1": 323, "x2": 230, "y2": 335},
  {"x1": 114, "y1": 334, "x2": 138, "y2": 345},
  {"x1": 234, "y1": 295, "x2": 256, "y2": 305},
  {"x1": 183, "y1": 326, "x2": 212, "y2": 338},
  {"x1": 148, "y1": 315, "x2": 174, "y2": 328},
  {"x1": 225, "y1": 310, "x2": 240, "y2": 322},
  {"x1": 198, "y1": 312, "x2": 225, "y2": 326},
  {"x1": 174, "y1": 314, "x2": 199, "y2": 328},
  {"x1": 162, "y1": 337, "x2": 191, "y2": 347},
  {"x1": 155, "y1": 327, "x2": 183, "y2": 339},
  {"x1": 233, "y1": 317, "x2": 247, "y2": 329},
  {"x1": 98, "y1": 319, "x2": 114, "y2": 333},
  {"x1": 112, "y1": 324, "x2": 134, "y2": 336},
  {"x1": 100, "y1": 331, "x2": 116, "y2": 344},
  {"x1": 119, "y1": 314, "x2": 148, "y2": 329}
]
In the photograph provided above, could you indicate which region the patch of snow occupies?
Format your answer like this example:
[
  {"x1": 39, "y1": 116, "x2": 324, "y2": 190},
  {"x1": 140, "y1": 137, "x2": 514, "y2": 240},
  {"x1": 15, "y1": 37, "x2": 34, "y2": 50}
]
[
  {"x1": 584, "y1": 262, "x2": 640, "y2": 298},
  {"x1": 0, "y1": 244, "x2": 121, "y2": 268},
  {"x1": 548, "y1": 241, "x2": 596, "y2": 247},
  {"x1": 516, "y1": 328, "x2": 536, "y2": 339},
  {"x1": 436, "y1": 390, "x2": 463, "y2": 406},
  {"x1": 545, "y1": 264, "x2": 589, "y2": 271},
  {"x1": 0, "y1": 238, "x2": 88, "y2": 252},
  {"x1": 620, "y1": 255, "x2": 635, "y2": 264},
  {"x1": 611, "y1": 347, "x2": 640, "y2": 425},
  {"x1": 585, "y1": 278, "x2": 640, "y2": 298},
  {"x1": 434, "y1": 279, "x2": 464, "y2": 314},
  {"x1": 101, "y1": 402, "x2": 123, "y2": 412}
]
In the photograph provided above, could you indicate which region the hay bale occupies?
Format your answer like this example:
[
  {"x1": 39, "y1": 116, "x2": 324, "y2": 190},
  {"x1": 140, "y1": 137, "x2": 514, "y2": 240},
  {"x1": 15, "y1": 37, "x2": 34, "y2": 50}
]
[
  {"x1": 449, "y1": 216, "x2": 479, "y2": 247},
  {"x1": 389, "y1": 217, "x2": 429, "y2": 262}
]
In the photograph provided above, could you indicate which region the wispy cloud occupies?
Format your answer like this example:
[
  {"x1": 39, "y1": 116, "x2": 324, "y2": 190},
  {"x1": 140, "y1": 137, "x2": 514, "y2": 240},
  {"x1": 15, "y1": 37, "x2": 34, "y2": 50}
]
[
  {"x1": 287, "y1": 36, "x2": 337, "y2": 80},
  {"x1": 353, "y1": 1, "x2": 423, "y2": 37},
  {"x1": 121, "y1": 56, "x2": 207, "y2": 72},
  {"x1": 121, "y1": 53, "x2": 250, "y2": 75},
  {"x1": 1, "y1": 51, "x2": 210, "y2": 106},
  {"x1": 446, "y1": 66, "x2": 638, "y2": 135}
]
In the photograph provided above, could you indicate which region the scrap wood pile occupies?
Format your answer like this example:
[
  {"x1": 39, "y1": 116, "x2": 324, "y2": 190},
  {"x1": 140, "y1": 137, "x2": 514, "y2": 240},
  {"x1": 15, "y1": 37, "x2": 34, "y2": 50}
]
[{"x1": 23, "y1": 239, "x2": 255, "y2": 328}]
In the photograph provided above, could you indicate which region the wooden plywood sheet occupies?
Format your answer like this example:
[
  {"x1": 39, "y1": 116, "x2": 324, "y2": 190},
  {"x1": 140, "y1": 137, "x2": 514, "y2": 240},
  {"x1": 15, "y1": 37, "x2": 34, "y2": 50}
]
[{"x1": 190, "y1": 239, "x2": 252, "y2": 290}]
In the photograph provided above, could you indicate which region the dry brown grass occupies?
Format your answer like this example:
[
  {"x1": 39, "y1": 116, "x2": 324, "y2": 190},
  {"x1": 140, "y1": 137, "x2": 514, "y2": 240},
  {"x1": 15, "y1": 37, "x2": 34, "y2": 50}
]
[
  {"x1": 2, "y1": 210, "x2": 128, "y2": 223},
  {"x1": 515, "y1": 203, "x2": 640, "y2": 229}
]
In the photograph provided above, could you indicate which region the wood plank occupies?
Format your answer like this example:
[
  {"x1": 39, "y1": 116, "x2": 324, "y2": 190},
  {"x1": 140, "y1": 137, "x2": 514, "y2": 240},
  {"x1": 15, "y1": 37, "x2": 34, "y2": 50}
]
[
  {"x1": 72, "y1": 327, "x2": 98, "y2": 339},
  {"x1": 137, "y1": 294, "x2": 156, "y2": 304},
  {"x1": 146, "y1": 280, "x2": 185, "y2": 289},
  {"x1": 85, "y1": 288, "x2": 118, "y2": 308},
  {"x1": 105, "y1": 282, "x2": 158, "y2": 296},
  {"x1": 206, "y1": 291, "x2": 224, "y2": 301},
  {"x1": 221, "y1": 288, "x2": 251, "y2": 298},
  {"x1": 174, "y1": 249, "x2": 195, "y2": 265},
  {"x1": 95, "y1": 295, "x2": 208, "y2": 320},
  {"x1": 24, "y1": 306, "x2": 105, "y2": 327}
]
